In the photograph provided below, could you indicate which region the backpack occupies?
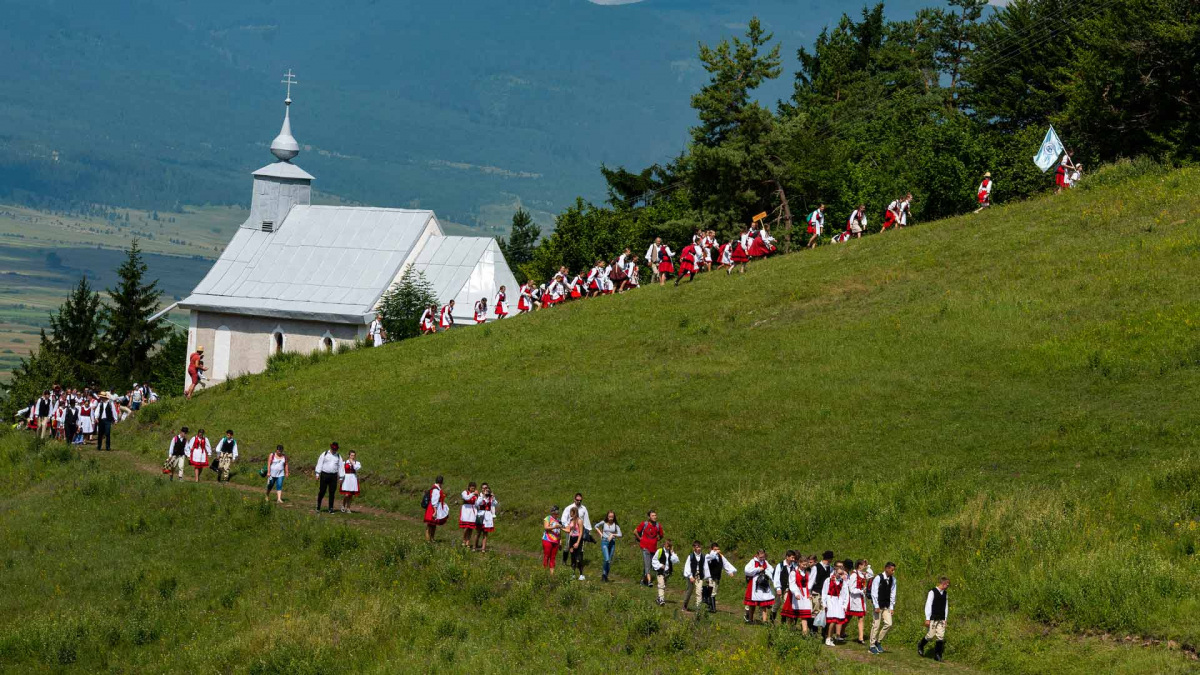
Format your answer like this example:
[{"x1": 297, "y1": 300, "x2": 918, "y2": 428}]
[{"x1": 420, "y1": 489, "x2": 431, "y2": 509}]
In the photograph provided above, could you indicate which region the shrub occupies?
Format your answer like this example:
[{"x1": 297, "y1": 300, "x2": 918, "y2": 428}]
[{"x1": 319, "y1": 528, "x2": 361, "y2": 560}]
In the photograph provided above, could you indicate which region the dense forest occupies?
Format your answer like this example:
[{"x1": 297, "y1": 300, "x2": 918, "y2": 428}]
[{"x1": 516, "y1": 0, "x2": 1198, "y2": 282}]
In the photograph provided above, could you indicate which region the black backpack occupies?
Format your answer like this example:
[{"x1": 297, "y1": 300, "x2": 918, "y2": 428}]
[{"x1": 420, "y1": 489, "x2": 431, "y2": 509}]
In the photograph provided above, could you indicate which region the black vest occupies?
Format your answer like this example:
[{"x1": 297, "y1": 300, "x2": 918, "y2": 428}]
[
  {"x1": 217, "y1": 438, "x2": 235, "y2": 454},
  {"x1": 775, "y1": 562, "x2": 793, "y2": 588},
  {"x1": 929, "y1": 588, "x2": 948, "y2": 620},
  {"x1": 875, "y1": 575, "x2": 894, "y2": 609},
  {"x1": 171, "y1": 436, "x2": 187, "y2": 457},
  {"x1": 655, "y1": 549, "x2": 674, "y2": 576},
  {"x1": 64, "y1": 408, "x2": 79, "y2": 426},
  {"x1": 37, "y1": 398, "x2": 50, "y2": 416},
  {"x1": 101, "y1": 403, "x2": 115, "y2": 422},
  {"x1": 812, "y1": 562, "x2": 832, "y2": 590},
  {"x1": 688, "y1": 553, "x2": 704, "y2": 578},
  {"x1": 706, "y1": 555, "x2": 725, "y2": 580}
]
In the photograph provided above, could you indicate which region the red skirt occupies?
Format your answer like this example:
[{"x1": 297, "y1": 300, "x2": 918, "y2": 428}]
[
  {"x1": 658, "y1": 260, "x2": 674, "y2": 274},
  {"x1": 978, "y1": 190, "x2": 989, "y2": 204},
  {"x1": 459, "y1": 520, "x2": 476, "y2": 530},
  {"x1": 340, "y1": 488, "x2": 359, "y2": 496},
  {"x1": 679, "y1": 259, "x2": 695, "y2": 274},
  {"x1": 826, "y1": 616, "x2": 848, "y2": 625},
  {"x1": 846, "y1": 609, "x2": 865, "y2": 618},
  {"x1": 423, "y1": 504, "x2": 448, "y2": 525},
  {"x1": 570, "y1": 289, "x2": 582, "y2": 299},
  {"x1": 518, "y1": 298, "x2": 530, "y2": 311},
  {"x1": 780, "y1": 594, "x2": 811, "y2": 620},
  {"x1": 474, "y1": 315, "x2": 485, "y2": 324},
  {"x1": 1055, "y1": 166, "x2": 1066, "y2": 186},
  {"x1": 882, "y1": 212, "x2": 897, "y2": 229},
  {"x1": 495, "y1": 309, "x2": 507, "y2": 318},
  {"x1": 806, "y1": 225, "x2": 815, "y2": 234},
  {"x1": 744, "y1": 580, "x2": 774, "y2": 606},
  {"x1": 748, "y1": 239, "x2": 770, "y2": 257},
  {"x1": 189, "y1": 459, "x2": 207, "y2": 468},
  {"x1": 732, "y1": 245, "x2": 749, "y2": 264},
  {"x1": 483, "y1": 526, "x2": 495, "y2": 533}
]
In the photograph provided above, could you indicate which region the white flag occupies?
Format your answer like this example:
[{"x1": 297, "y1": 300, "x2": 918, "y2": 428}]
[{"x1": 1033, "y1": 126, "x2": 1064, "y2": 173}]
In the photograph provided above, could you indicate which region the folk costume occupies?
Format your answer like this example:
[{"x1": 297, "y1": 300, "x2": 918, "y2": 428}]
[
  {"x1": 367, "y1": 317, "x2": 385, "y2": 346},
  {"x1": 459, "y1": 489, "x2": 479, "y2": 530},
  {"x1": 423, "y1": 482, "x2": 450, "y2": 525},
  {"x1": 657, "y1": 246, "x2": 675, "y2": 276},
  {"x1": 748, "y1": 230, "x2": 771, "y2": 258},
  {"x1": 781, "y1": 566, "x2": 814, "y2": 621},
  {"x1": 473, "y1": 299, "x2": 488, "y2": 324},
  {"x1": 731, "y1": 237, "x2": 749, "y2": 265},
  {"x1": 165, "y1": 432, "x2": 187, "y2": 479},
  {"x1": 808, "y1": 209, "x2": 825, "y2": 236},
  {"x1": 651, "y1": 546, "x2": 681, "y2": 605},
  {"x1": 338, "y1": 459, "x2": 361, "y2": 496},
  {"x1": 419, "y1": 307, "x2": 436, "y2": 334},
  {"x1": 517, "y1": 282, "x2": 533, "y2": 313},
  {"x1": 869, "y1": 571, "x2": 898, "y2": 649},
  {"x1": 977, "y1": 175, "x2": 993, "y2": 206},
  {"x1": 187, "y1": 434, "x2": 211, "y2": 468},
  {"x1": 847, "y1": 567, "x2": 873, "y2": 618},
  {"x1": 919, "y1": 587, "x2": 949, "y2": 661},
  {"x1": 847, "y1": 209, "x2": 868, "y2": 235},
  {"x1": 568, "y1": 273, "x2": 585, "y2": 299},
  {"x1": 439, "y1": 304, "x2": 454, "y2": 330},
  {"x1": 476, "y1": 492, "x2": 497, "y2": 533},
  {"x1": 213, "y1": 435, "x2": 239, "y2": 481},
  {"x1": 822, "y1": 575, "x2": 850, "y2": 626},
  {"x1": 744, "y1": 558, "x2": 776, "y2": 610},
  {"x1": 701, "y1": 551, "x2": 738, "y2": 612},
  {"x1": 1055, "y1": 154, "x2": 1071, "y2": 189},
  {"x1": 882, "y1": 200, "x2": 901, "y2": 230},
  {"x1": 494, "y1": 290, "x2": 508, "y2": 319}
]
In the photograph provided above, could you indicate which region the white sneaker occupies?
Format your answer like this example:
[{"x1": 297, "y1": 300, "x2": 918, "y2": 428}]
[
  {"x1": 825, "y1": 638, "x2": 835, "y2": 647},
  {"x1": 578, "y1": 575, "x2": 585, "y2": 581}
]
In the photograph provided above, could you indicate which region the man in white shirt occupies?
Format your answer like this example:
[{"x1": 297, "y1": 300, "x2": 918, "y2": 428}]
[
  {"x1": 645, "y1": 238, "x2": 662, "y2": 283},
  {"x1": 214, "y1": 429, "x2": 239, "y2": 483},
  {"x1": 561, "y1": 492, "x2": 592, "y2": 565},
  {"x1": 367, "y1": 313, "x2": 386, "y2": 347},
  {"x1": 314, "y1": 443, "x2": 343, "y2": 514},
  {"x1": 96, "y1": 393, "x2": 119, "y2": 451}
]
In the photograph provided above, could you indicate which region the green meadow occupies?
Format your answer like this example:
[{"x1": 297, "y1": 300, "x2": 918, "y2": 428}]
[{"x1": 2, "y1": 163, "x2": 1199, "y2": 673}]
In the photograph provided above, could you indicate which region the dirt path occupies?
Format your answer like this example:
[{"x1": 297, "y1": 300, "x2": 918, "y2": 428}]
[{"x1": 99, "y1": 448, "x2": 978, "y2": 674}]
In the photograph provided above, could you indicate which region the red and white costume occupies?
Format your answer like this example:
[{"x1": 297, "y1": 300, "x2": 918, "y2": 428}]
[
  {"x1": 547, "y1": 278, "x2": 565, "y2": 305},
  {"x1": 79, "y1": 401, "x2": 95, "y2": 435},
  {"x1": 731, "y1": 237, "x2": 749, "y2": 265},
  {"x1": 476, "y1": 493, "x2": 497, "y2": 532},
  {"x1": 702, "y1": 235, "x2": 716, "y2": 264},
  {"x1": 821, "y1": 575, "x2": 850, "y2": 625},
  {"x1": 899, "y1": 197, "x2": 911, "y2": 226},
  {"x1": 459, "y1": 489, "x2": 478, "y2": 529},
  {"x1": 977, "y1": 177, "x2": 993, "y2": 204},
  {"x1": 494, "y1": 290, "x2": 508, "y2": 318},
  {"x1": 600, "y1": 265, "x2": 614, "y2": 294},
  {"x1": 585, "y1": 266, "x2": 600, "y2": 292},
  {"x1": 719, "y1": 241, "x2": 734, "y2": 267},
  {"x1": 187, "y1": 435, "x2": 211, "y2": 468},
  {"x1": 678, "y1": 245, "x2": 697, "y2": 275},
  {"x1": 338, "y1": 459, "x2": 361, "y2": 495},
  {"x1": 473, "y1": 299, "x2": 488, "y2": 324},
  {"x1": 568, "y1": 274, "x2": 584, "y2": 299},
  {"x1": 882, "y1": 200, "x2": 901, "y2": 229},
  {"x1": 808, "y1": 209, "x2": 825, "y2": 235},
  {"x1": 748, "y1": 231, "x2": 771, "y2": 257},
  {"x1": 423, "y1": 483, "x2": 449, "y2": 525},
  {"x1": 847, "y1": 567, "x2": 873, "y2": 617},
  {"x1": 1055, "y1": 155, "x2": 1070, "y2": 188},
  {"x1": 419, "y1": 307, "x2": 436, "y2": 334},
  {"x1": 439, "y1": 304, "x2": 454, "y2": 330},
  {"x1": 744, "y1": 558, "x2": 776, "y2": 607},
  {"x1": 847, "y1": 209, "x2": 868, "y2": 234},
  {"x1": 517, "y1": 283, "x2": 533, "y2": 313},
  {"x1": 657, "y1": 246, "x2": 675, "y2": 275},
  {"x1": 781, "y1": 567, "x2": 814, "y2": 620}
]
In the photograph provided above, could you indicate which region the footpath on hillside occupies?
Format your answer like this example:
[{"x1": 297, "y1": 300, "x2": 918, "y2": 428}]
[{"x1": 102, "y1": 448, "x2": 979, "y2": 675}]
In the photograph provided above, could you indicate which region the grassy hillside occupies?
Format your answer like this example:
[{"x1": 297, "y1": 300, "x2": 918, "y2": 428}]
[{"x1": 3, "y1": 165, "x2": 1200, "y2": 673}]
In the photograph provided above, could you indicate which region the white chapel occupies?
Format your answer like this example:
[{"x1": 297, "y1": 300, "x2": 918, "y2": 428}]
[{"x1": 177, "y1": 79, "x2": 520, "y2": 386}]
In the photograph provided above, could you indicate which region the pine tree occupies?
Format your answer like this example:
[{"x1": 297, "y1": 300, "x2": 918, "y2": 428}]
[
  {"x1": 497, "y1": 208, "x2": 541, "y2": 283},
  {"x1": 46, "y1": 276, "x2": 102, "y2": 366},
  {"x1": 100, "y1": 240, "x2": 170, "y2": 386},
  {"x1": 377, "y1": 268, "x2": 438, "y2": 343}
]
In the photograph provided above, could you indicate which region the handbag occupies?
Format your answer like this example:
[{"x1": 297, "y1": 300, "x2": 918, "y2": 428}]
[
  {"x1": 475, "y1": 513, "x2": 485, "y2": 528},
  {"x1": 209, "y1": 457, "x2": 219, "y2": 471}
]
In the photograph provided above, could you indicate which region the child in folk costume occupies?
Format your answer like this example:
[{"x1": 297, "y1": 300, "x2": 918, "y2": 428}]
[
  {"x1": 546, "y1": 276, "x2": 565, "y2": 306},
  {"x1": 781, "y1": 556, "x2": 815, "y2": 634},
  {"x1": 439, "y1": 301, "x2": 455, "y2": 330},
  {"x1": 847, "y1": 559, "x2": 875, "y2": 645},
  {"x1": 657, "y1": 245, "x2": 675, "y2": 286},
  {"x1": 673, "y1": 242, "x2": 699, "y2": 286},
  {"x1": 899, "y1": 193, "x2": 913, "y2": 228},
  {"x1": 847, "y1": 205, "x2": 868, "y2": 239},
  {"x1": 459, "y1": 481, "x2": 479, "y2": 547},
  {"x1": 472, "y1": 483, "x2": 497, "y2": 552},
  {"x1": 338, "y1": 450, "x2": 361, "y2": 513},
  {"x1": 718, "y1": 238, "x2": 735, "y2": 275},
  {"x1": 473, "y1": 298, "x2": 488, "y2": 324},
  {"x1": 422, "y1": 475, "x2": 450, "y2": 542},
  {"x1": 1068, "y1": 163, "x2": 1083, "y2": 188},
  {"x1": 650, "y1": 539, "x2": 680, "y2": 606},
  {"x1": 78, "y1": 397, "x2": 94, "y2": 441},
  {"x1": 748, "y1": 227, "x2": 771, "y2": 258},
  {"x1": 542, "y1": 506, "x2": 563, "y2": 572},
  {"x1": 164, "y1": 426, "x2": 189, "y2": 481},
  {"x1": 822, "y1": 562, "x2": 851, "y2": 646},
  {"x1": 599, "y1": 262, "x2": 615, "y2": 295},
  {"x1": 868, "y1": 561, "x2": 898, "y2": 655},
  {"x1": 585, "y1": 263, "x2": 602, "y2": 297},
  {"x1": 568, "y1": 271, "x2": 585, "y2": 300},
  {"x1": 807, "y1": 205, "x2": 826, "y2": 249},
  {"x1": 517, "y1": 282, "x2": 533, "y2": 313},
  {"x1": 187, "y1": 428, "x2": 211, "y2": 483},
  {"x1": 628, "y1": 262, "x2": 641, "y2": 289},
  {"x1": 743, "y1": 550, "x2": 776, "y2": 624},
  {"x1": 919, "y1": 576, "x2": 951, "y2": 662},
  {"x1": 730, "y1": 234, "x2": 750, "y2": 273},
  {"x1": 419, "y1": 304, "x2": 437, "y2": 334},
  {"x1": 975, "y1": 172, "x2": 993, "y2": 212},
  {"x1": 702, "y1": 542, "x2": 738, "y2": 613},
  {"x1": 494, "y1": 286, "x2": 509, "y2": 319},
  {"x1": 701, "y1": 230, "x2": 717, "y2": 272},
  {"x1": 213, "y1": 429, "x2": 239, "y2": 482},
  {"x1": 882, "y1": 197, "x2": 902, "y2": 231},
  {"x1": 1055, "y1": 150, "x2": 1075, "y2": 194}
]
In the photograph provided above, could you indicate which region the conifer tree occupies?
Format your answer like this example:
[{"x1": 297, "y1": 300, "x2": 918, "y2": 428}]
[
  {"x1": 46, "y1": 276, "x2": 102, "y2": 366},
  {"x1": 100, "y1": 240, "x2": 169, "y2": 386},
  {"x1": 497, "y1": 209, "x2": 541, "y2": 283},
  {"x1": 377, "y1": 268, "x2": 438, "y2": 343}
]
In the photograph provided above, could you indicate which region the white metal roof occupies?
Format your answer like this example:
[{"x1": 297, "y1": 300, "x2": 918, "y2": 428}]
[
  {"x1": 179, "y1": 205, "x2": 438, "y2": 324},
  {"x1": 411, "y1": 236, "x2": 520, "y2": 323}
]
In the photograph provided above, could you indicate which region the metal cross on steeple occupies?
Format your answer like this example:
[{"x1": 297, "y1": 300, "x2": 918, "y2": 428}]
[{"x1": 281, "y1": 69, "x2": 297, "y2": 105}]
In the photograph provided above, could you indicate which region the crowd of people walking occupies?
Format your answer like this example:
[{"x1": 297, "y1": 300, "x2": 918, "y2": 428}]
[{"x1": 17, "y1": 383, "x2": 155, "y2": 449}]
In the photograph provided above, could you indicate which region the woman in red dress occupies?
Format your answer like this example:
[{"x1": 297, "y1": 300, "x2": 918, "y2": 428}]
[{"x1": 657, "y1": 245, "x2": 675, "y2": 286}]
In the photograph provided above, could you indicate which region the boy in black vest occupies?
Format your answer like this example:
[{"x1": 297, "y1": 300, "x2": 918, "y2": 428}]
[
  {"x1": 165, "y1": 427, "x2": 189, "y2": 481},
  {"x1": 918, "y1": 576, "x2": 950, "y2": 662},
  {"x1": 681, "y1": 541, "x2": 705, "y2": 612},
  {"x1": 651, "y1": 539, "x2": 679, "y2": 606}
]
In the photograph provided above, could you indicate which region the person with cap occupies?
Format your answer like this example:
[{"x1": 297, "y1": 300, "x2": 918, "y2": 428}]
[
  {"x1": 314, "y1": 443, "x2": 342, "y2": 514},
  {"x1": 165, "y1": 426, "x2": 189, "y2": 481},
  {"x1": 975, "y1": 172, "x2": 994, "y2": 212},
  {"x1": 186, "y1": 428, "x2": 211, "y2": 482},
  {"x1": 367, "y1": 312, "x2": 386, "y2": 347},
  {"x1": 95, "y1": 392, "x2": 120, "y2": 451},
  {"x1": 213, "y1": 429, "x2": 239, "y2": 482},
  {"x1": 186, "y1": 345, "x2": 206, "y2": 399}
]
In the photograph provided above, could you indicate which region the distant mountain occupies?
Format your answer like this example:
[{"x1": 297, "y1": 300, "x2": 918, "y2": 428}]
[{"x1": 0, "y1": 0, "x2": 929, "y2": 231}]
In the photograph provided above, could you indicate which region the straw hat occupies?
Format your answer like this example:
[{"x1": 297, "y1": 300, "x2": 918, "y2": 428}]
[
  {"x1": 196, "y1": 345, "x2": 205, "y2": 352},
  {"x1": 984, "y1": 172, "x2": 992, "y2": 178}
]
